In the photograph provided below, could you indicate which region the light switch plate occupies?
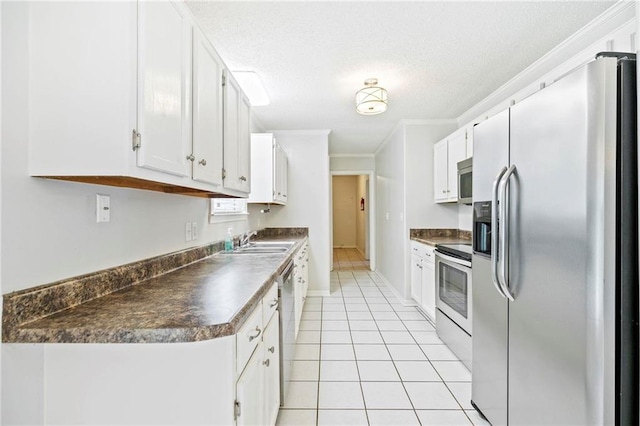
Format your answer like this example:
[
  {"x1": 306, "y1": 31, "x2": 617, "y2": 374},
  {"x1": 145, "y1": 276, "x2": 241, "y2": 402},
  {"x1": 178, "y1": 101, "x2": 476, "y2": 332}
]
[
  {"x1": 185, "y1": 222, "x2": 192, "y2": 242},
  {"x1": 96, "y1": 194, "x2": 110, "y2": 223},
  {"x1": 191, "y1": 222, "x2": 198, "y2": 240}
]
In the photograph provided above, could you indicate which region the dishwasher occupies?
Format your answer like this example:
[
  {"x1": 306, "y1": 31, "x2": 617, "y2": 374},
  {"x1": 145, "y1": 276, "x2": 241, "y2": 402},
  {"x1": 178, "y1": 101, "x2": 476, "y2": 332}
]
[{"x1": 277, "y1": 261, "x2": 295, "y2": 404}]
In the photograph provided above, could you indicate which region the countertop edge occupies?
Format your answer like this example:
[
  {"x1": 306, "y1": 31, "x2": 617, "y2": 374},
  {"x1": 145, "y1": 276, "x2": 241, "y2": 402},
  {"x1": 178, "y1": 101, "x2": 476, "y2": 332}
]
[{"x1": 4, "y1": 235, "x2": 307, "y2": 344}]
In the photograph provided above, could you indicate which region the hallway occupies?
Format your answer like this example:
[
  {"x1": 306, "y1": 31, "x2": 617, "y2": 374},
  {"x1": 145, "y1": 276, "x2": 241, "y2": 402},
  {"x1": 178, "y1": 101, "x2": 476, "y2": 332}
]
[
  {"x1": 276, "y1": 266, "x2": 488, "y2": 426},
  {"x1": 333, "y1": 248, "x2": 370, "y2": 271}
]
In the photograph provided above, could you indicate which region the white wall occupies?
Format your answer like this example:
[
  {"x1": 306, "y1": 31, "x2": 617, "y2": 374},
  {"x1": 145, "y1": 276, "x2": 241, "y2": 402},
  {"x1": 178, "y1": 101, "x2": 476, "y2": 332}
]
[
  {"x1": 332, "y1": 176, "x2": 357, "y2": 248},
  {"x1": 330, "y1": 155, "x2": 375, "y2": 172},
  {"x1": 249, "y1": 130, "x2": 331, "y2": 297},
  {"x1": 1, "y1": 4, "x2": 254, "y2": 423}
]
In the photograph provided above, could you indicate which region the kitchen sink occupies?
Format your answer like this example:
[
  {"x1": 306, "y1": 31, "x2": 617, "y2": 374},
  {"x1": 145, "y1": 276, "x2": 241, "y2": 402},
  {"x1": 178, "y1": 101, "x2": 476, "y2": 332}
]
[{"x1": 230, "y1": 241, "x2": 295, "y2": 254}]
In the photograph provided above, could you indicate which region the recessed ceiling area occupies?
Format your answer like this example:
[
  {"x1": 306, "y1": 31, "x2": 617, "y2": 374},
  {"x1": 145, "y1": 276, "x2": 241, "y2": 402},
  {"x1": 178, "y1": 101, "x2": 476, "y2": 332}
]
[{"x1": 186, "y1": 1, "x2": 615, "y2": 154}]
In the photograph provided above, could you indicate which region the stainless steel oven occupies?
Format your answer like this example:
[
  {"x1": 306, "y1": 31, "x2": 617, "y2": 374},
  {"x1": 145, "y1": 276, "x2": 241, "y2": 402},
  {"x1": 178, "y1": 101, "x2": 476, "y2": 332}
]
[
  {"x1": 435, "y1": 244, "x2": 473, "y2": 369},
  {"x1": 435, "y1": 244, "x2": 472, "y2": 335}
]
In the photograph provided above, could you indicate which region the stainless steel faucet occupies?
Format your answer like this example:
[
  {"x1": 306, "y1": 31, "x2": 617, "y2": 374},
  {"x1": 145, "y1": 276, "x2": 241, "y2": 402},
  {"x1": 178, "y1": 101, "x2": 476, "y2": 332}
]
[{"x1": 240, "y1": 230, "x2": 258, "y2": 247}]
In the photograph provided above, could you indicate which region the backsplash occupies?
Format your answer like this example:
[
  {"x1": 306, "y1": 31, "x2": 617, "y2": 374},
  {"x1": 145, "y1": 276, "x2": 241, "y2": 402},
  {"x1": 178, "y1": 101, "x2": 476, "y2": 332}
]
[{"x1": 410, "y1": 228, "x2": 472, "y2": 240}]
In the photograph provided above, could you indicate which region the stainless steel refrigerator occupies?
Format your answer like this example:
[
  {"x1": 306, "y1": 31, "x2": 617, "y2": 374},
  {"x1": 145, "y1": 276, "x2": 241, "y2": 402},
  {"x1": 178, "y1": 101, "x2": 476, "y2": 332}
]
[{"x1": 471, "y1": 53, "x2": 638, "y2": 425}]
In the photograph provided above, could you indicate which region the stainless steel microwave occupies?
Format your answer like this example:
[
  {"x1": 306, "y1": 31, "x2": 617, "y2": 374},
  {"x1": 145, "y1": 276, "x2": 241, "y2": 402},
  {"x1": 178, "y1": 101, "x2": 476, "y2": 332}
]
[{"x1": 457, "y1": 157, "x2": 472, "y2": 205}]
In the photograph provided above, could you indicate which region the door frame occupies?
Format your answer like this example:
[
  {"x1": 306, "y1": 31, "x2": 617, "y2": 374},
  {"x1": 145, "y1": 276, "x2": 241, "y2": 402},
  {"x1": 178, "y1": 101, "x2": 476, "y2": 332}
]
[{"x1": 329, "y1": 171, "x2": 376, "y2": 272}]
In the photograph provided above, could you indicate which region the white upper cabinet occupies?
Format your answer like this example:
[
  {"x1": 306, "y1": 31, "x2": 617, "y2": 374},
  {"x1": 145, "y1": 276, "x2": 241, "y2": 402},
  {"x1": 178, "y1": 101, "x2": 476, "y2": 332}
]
[
  {"x1": 137, "y1": 0, "x2": 192, "y2": 177},
  {"x1": 27, "y1": 0, "x2": 250, "y2": 198},
  {"x1": 434, "y1": 128, "x2": 467, "y2": 203},
  {"x1": 192, "y1": 26, "x2": 224, "y2": 187},
  {"x1": 247, "y1": 133, "x2": 288, "y2": 205},
  {"x1": 223, "y1": 71, "x2": 252, "y2": 194}
]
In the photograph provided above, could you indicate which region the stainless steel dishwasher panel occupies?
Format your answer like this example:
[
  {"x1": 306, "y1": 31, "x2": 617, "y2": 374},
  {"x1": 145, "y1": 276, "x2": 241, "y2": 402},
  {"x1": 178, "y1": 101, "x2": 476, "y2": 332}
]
[{"x1": 278, "y1": 261, "x2": 294, "y2": 404}]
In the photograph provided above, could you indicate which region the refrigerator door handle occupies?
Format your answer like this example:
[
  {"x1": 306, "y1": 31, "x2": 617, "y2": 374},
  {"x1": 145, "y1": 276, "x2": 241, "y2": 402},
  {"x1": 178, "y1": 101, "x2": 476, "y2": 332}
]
[
  {"x1": 498, "y1": 165, "x2": 516, "y2": 301},
  {"x1": 491, "y1": 167, "x2": 508, "y2": 298}
]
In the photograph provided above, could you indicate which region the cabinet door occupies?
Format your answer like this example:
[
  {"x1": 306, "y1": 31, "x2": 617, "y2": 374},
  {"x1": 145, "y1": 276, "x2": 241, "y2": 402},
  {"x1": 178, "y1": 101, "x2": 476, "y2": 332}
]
[
  {"x1": 433, "y1": 140, "x2": 448, "y2": 202},
  {"x1": 192, "y1": 28, "x2": 224, "y2": 186},
  {"x1": 421, "y1": 260, "x2": 436, "y2": 321},
  {"x1": 263, "y1": 313, "x2": 280, "y2": 426},
  {"x1": 137, "y1": 0, "x2": 192, "y2": 177},
  {"x1": 237, "y1": 96, "x2": 251, "y2": 193},
  {"x1": 236, "y1": 344, "x2": 264, "y2": 426},
  {"x1": 223, "y1": 73, "x2": 251, "y2": 193},
  {"x1": 411, "y1": 254, "x2": 423, "y2": 304},
  {"x1": 447, "y1": 130, "x2": 467, "y2": 200},
  {"x1": 280, "y1": 147, "x2": 289, "y2": 202}
]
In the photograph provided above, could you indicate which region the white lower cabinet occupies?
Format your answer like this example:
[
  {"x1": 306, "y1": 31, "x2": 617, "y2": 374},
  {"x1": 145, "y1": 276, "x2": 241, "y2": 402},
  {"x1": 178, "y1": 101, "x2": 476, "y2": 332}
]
[
  {"x1": 263, "y1": 312, "x2": 281, "y2": 426},
  {"x1": 38, "y1": 282, "x2": 280, "y2": 426},
  {"x1": 410, "y1": 241, "x2": 436, "y2": 321},
  {"x1": 294, "y1": 242, "x2": 310, "y2": 337}
]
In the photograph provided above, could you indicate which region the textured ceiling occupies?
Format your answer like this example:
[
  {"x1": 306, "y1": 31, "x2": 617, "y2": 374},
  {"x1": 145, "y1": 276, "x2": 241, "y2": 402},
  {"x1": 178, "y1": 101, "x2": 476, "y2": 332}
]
[{"x1": 186, "y1": 1, "x2": 615, "y2": 154}]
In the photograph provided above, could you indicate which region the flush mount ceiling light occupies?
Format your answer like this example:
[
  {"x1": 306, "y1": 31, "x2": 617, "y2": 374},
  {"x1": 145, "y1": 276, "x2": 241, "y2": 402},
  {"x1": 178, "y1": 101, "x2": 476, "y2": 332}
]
[
  {"x1": 232, "y1": 71, "x2": 270, "y2": 106},
  {"x1": 356, "y1": 78, "x2": 388, "y2": 115}
]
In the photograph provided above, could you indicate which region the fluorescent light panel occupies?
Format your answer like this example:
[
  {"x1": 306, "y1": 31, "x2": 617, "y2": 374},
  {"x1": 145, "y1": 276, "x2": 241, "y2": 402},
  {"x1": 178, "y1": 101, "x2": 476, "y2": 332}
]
[{"x1": 233, "y1": 71, "x2": 270, "y2": 106}]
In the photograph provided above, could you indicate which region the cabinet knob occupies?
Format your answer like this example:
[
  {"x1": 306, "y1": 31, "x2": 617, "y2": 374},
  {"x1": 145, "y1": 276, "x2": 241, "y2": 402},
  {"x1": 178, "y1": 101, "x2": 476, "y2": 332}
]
[
  {"x1": 248, "y1": 326, "x2": 262, "y2": 341},
  {"x1": 269, "y1": 299, "x2": 278, "y2": 308},
  {"x1": 239, "y1": 176, "x2": 247, "y2": 182},
  {"x1": 442, "y1": 190, "x2": 446, "y2": 194},
  {"x1": 263, "y1": 359, "x2": 270, "y2": 367},
  {"x1": 268, "y1": 346, "x2": 275, "y2": 353},
  {"x1": 199, "y1": 159, "x2": 207, "y2": 166},
  {"x1": 186, "y1": 154, "x2": 195, "y2": 162}
]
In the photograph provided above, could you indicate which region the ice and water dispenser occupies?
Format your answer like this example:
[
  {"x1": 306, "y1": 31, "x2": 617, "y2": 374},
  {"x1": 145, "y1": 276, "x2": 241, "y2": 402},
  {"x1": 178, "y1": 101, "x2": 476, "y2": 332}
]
[{"x1": 473, "y1": 201, "x2": 492, "y2": 257}]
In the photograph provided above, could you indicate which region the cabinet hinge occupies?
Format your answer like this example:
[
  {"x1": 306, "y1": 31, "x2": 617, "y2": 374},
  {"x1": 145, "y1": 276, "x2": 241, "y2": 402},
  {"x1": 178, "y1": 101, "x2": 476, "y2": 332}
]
[
  {"x1": 132, "y1": 129, "x2": 141, "y2": 151},
  {"x1": 222, "y1": 74, "x2": 226, "y2": 87},
  {"x1": 222, "y1": 168, "x2": 226, "y2": 180},
  {"x1": 234, "y1": 400, "x2": 241, "y2": 420}
]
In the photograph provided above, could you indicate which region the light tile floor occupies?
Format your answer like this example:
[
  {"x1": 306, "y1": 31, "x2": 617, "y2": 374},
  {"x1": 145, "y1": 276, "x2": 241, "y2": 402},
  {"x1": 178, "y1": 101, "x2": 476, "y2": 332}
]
[
  {"x1": 333, "y1": 248, "x2": 370, "y2": 271},
  {"x1": 276, "y1": 269, "x2": 490, "y2": 426}
]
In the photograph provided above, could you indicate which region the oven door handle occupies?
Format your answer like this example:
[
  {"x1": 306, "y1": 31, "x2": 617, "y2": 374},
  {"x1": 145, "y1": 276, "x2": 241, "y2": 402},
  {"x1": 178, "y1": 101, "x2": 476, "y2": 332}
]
[
  {"x1": 491, "y1": 167, "x2": 508, "y2": 299},
  {"x1": 435, "y1": 251, "x2": 471, "y2": 269},
  {"x1": 498, "y1": 165, "x2": 516, "y2": 301}
]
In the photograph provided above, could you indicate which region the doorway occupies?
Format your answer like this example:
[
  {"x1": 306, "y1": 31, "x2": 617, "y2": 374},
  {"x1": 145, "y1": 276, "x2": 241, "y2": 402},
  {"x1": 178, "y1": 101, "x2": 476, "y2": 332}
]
[{"x1": 330, "y1": 173, "x2": 374, "y2": 271}]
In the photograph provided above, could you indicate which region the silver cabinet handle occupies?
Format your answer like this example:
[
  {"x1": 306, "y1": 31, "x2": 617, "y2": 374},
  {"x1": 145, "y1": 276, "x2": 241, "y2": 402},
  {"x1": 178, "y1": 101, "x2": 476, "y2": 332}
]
[
  {"x1": 186, "y1": 154, "x2": 195, "y2": 162},
  {"x1": 263, "y1": 359, "x2": 270, "y2": 367},
  {"x1": 269, "y1": 299, "x2": 278, "y2": 308},
  {"x1": 498, "y1": 165, "x2": 516, "y2": 301},
  {"x1": 239, "y1": 176, "x2": 247, "y2": 182},
  {"x1": 492, "y1": 167, "x2": 508, "y2": 299},
  {"x1": 268, "y1": 346, "x2": 275, "y2": 353},
  {"x1": 442, "y1": 190, "x2": 446, "y2": 193},
  {"x1": 199, "y1": 159, "x2": 207, "y2": 166},
  {"x1": 248, "y1": 326, "x2": 262, "y2": 341}
]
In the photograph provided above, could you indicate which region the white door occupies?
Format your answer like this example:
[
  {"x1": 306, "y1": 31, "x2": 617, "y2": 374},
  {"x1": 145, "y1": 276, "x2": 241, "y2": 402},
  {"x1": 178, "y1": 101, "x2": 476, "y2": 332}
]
[
  {"x1": 137, "y1": 0, "x2": 192, "y2": 177},
  {"x1": 421, "y1": 259, "x2": 436, "y2": 320},
  {"x1": 223, "y1": 73, "x2": 251, "y2": 193},
  {"x1": 263, "y1": 314, "x2": 280, "y2": 426},
  {"x1": 236, "y1": 344, "x2": 264, "y2": 426},
  {"x1": 411, "y1": 254, "x2": 422, "y2": 304},
  {"x1": 433, "y1": 140, "x2": 448, "y2": 201},
  {"x1": 192, "y1": 28, "x2": 224, "y2": 186},
  {"x1": 447, "y1": 131, "x2": 467, "y2": 200}
]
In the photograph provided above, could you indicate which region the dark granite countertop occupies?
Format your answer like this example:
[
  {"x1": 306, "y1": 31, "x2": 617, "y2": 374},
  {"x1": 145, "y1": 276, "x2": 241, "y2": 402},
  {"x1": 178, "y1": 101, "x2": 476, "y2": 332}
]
[
  {"x1": 409, "y1": 228, "x2": 471, "y2": 247},
  {"x1": 4, "y1": 230, "x2": 307, "y2": 344}
]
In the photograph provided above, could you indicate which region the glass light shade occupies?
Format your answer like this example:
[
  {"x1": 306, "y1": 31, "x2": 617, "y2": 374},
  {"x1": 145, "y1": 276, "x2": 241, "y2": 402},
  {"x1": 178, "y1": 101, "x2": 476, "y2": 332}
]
[{"x1": 356, "y1": 85, "x2": 388, "y2": 115}]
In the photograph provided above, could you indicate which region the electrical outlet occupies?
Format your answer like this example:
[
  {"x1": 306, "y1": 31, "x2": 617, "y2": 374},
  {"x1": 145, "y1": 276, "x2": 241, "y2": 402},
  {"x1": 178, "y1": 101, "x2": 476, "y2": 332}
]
[
  {"x1": 185, "y1": 222, "x2": 192, "y2": 242},
  {"x1": 96, "y1": 194, "x2": 110, "y2": 223},
  {"x1": 191, "y1": 222, "x2": 198, "y2": 240}
]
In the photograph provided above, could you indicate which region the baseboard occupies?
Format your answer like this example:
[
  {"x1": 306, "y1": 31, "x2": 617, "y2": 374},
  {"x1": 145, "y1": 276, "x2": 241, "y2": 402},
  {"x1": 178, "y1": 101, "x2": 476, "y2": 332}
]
[
  {"x1": 333, "y1": 245, "x2": 356, "y2": 249},
  {"x1": 375, "y1": 271, "x2": 417, "y2": 307},
  {"x1": 307, "y1": 289, "x2": 331, "y2": 297}
]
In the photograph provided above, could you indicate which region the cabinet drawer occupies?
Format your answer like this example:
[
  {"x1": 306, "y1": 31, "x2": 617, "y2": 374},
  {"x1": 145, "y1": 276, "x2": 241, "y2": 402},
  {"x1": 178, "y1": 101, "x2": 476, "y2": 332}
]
[
  {"x1": 421, "y1": 245, "x2": 435, "y2": 263},
  {"x1": 237, "y1": 303, "x2": 263, "y2": 375},
  {"x1": 262, "y1": 281, "x2": 278, "y2": 326}
]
